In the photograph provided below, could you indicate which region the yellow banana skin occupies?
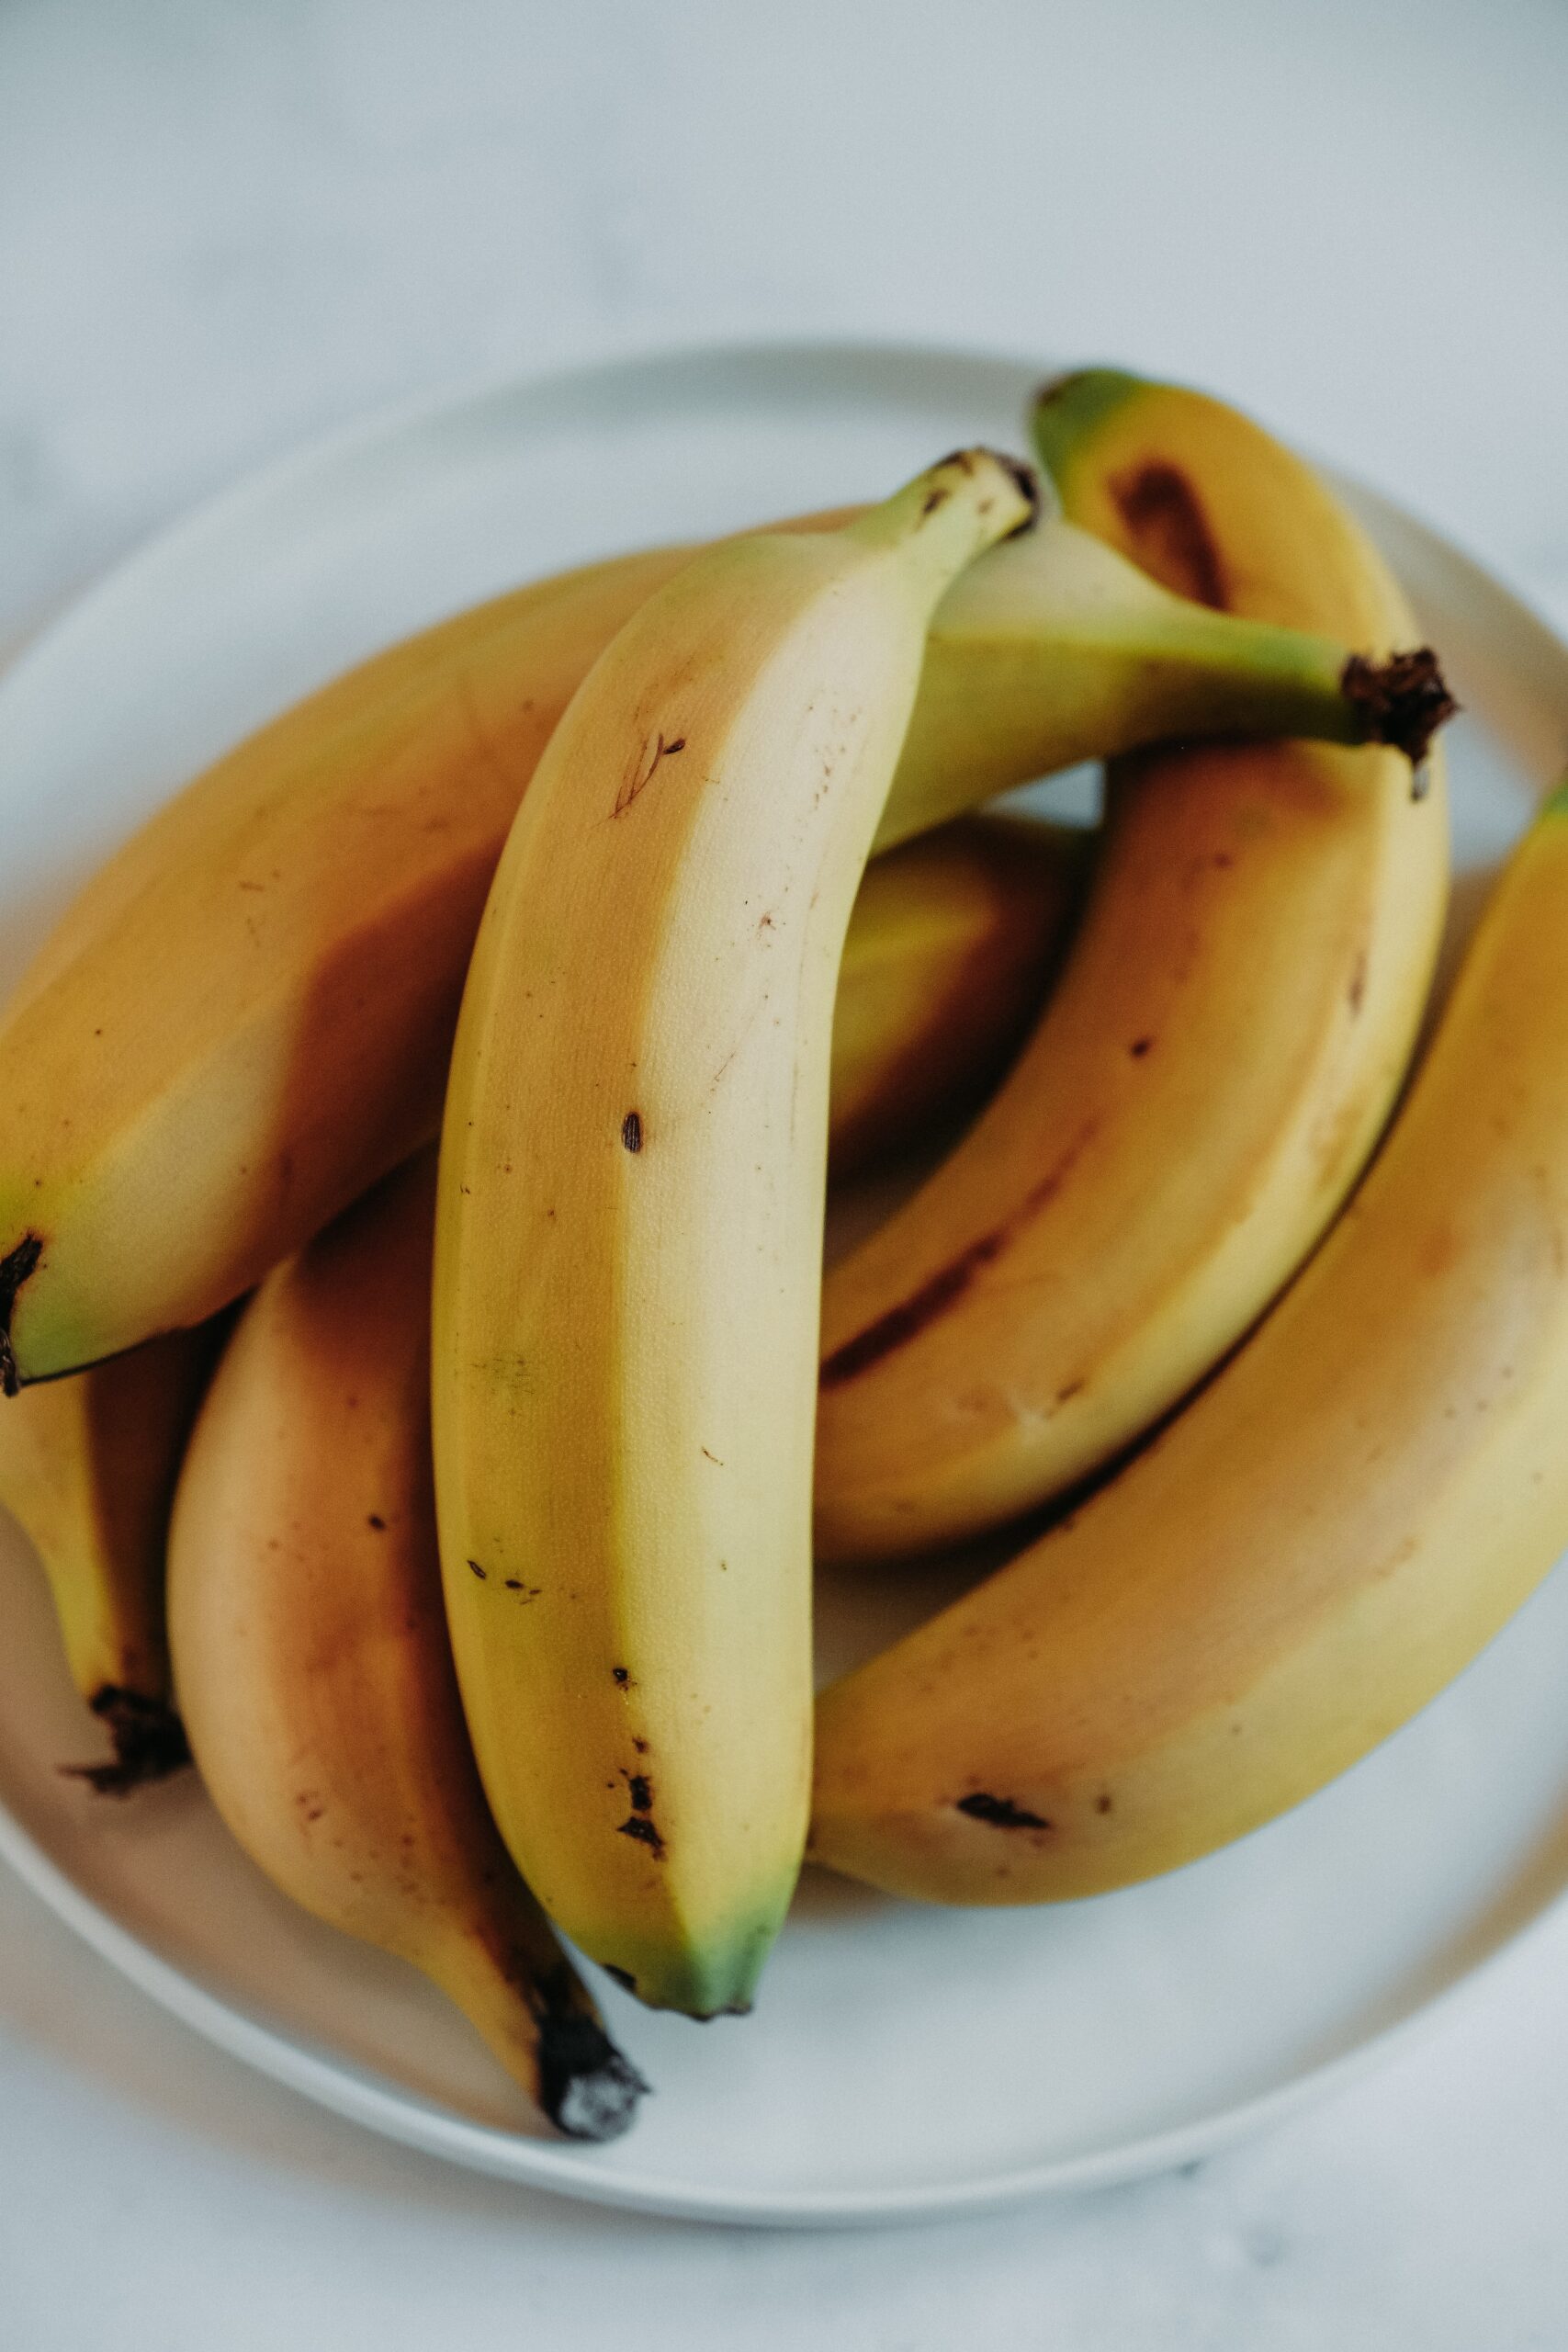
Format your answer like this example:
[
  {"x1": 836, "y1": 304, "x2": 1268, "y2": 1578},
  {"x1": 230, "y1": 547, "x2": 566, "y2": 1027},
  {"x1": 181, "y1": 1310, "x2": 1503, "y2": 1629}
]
[
  {"x1": 829, "y1": 815, "x2": 1088, "y2": 1178},
  {"x1": 814, "y1": 372, "x2": 1451, "y2": 1561},
  {"x1": 0, "y1": 494, "x2": 1442, "y2": 1386},
  {"x1": 811, "y1": 784, "x2": 1568, "y2": 1905},
  {"x1": 0, "y1": 1326, "x2": 217, "y2": 1791},
  {"x1": 434, "y1": 454, "x2": 1034, "y2": 2017},
  {"x1": 167, "y1": 1157, "x2": 646, "y2": 2140}
]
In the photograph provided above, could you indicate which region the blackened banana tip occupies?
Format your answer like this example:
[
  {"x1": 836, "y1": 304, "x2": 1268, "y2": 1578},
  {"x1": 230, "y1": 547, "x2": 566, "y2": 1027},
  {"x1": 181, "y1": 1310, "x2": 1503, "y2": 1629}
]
[
  {"x1": 61, "y1": 1688, "x2": 193, "y2": 1797},
  {"x1": 538, "y1": 2014, "x2": 650, "y2": 2142},
  {"x1": 0, "y1": 1233, "x2": 43, "y2": 1397}
]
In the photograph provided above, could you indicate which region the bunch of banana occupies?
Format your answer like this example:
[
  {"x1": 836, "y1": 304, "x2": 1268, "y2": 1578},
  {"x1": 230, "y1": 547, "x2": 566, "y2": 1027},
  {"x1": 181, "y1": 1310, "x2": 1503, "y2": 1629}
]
[
  {"x1": 811, "y1": 775, "x2": 1568, "y2": 1903},
  {"x1": 166, "y1": 1158, "x2": 646, "y2": 2139},
  {"x1": 0, "y1": 475, "x2": 1439, "y2": 1387},
  {"x1": 2, "y1": 352, "x2": 1505, "y2": 2117},
  {"x1": 815, "y1": 369, "x2": 1452, "y2": 1559}
]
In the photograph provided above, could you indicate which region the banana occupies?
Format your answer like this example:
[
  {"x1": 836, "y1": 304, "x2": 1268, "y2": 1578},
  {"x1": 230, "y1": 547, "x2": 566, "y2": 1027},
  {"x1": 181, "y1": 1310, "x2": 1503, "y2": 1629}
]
[
  {"x1": 0, "y1": 493, "x2": 1443, "y2": 1385},
  {"x1": 828, "y1": 815, "x2": 1088, "y2": 1178},
  {"x1": 813, "y1": 370, "x2": 1452, "y2": 1561},
  {"x1": 433, "y1": 452, "x2": 1036, "y2": 2018},
  {"x1": 166, "y1": 1156, "x2": 646, "y2": 2140},
  {"x1": 0, "y1": 1326, "x2": 218, "y2": 1791},
  {"x1": 811, "y1": 779, "x2": 1568, "y2": 1905}
]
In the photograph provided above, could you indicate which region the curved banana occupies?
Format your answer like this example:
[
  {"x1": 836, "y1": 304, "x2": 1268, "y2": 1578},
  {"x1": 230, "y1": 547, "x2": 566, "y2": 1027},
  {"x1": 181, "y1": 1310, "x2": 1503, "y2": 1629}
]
[
  {"x1": 434, "y1": 453, "x2": 1034, "y2": 2018},
  {"x1": 813, "y1": 370, "x2": 1452, "y2": 1561},
  {"x1": 829, "y1": 815, "x2": 1087, "y2": 1177},
  {"x1": 0, "y1": 495, "x2": 1442, "y2": 1385},
  {"x1": 811, "y1": 781, "x2": 1568, "y2": 1905},
  {"x1": 167, "y1": 1157, "x2": 646, "y2": 2140},
  {"x1": 0, "y1": 1327, "x2": 217, "y2": 1790}
]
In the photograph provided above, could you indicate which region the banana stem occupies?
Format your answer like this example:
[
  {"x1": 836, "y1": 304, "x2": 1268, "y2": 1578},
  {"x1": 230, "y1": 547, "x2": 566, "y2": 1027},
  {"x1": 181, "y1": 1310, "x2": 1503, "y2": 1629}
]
[
  {"x1": 1339, "y1": 648, "x2": 1456, "y2": 771},
  {"x1": 846, "y1": 447, "x2": 1039, "y2": 585}
]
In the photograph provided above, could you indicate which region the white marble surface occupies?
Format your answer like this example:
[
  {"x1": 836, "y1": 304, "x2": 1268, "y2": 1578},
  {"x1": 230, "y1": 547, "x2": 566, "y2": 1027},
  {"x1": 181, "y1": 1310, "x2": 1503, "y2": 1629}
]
[{"x1": 3, "y1": 1, "x2": 1568, "y2": 2341}]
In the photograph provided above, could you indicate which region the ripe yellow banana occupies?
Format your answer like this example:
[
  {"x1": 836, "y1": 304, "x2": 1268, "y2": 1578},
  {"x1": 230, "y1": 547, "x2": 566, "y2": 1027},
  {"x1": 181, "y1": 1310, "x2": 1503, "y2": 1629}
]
[
  {"x1": 814, "y1": 370, "x2": 1452, "y2": 1560},
  {"x1": 0, "y1": 491, "x2": 1443, "y2": 1385},
  {"x1": 0, "y1": 1326, "x2": 217, "y2": 1790},
  {"x1": 166, "y1": 1157, "x2": 646, "y2": 2139},
  {"x1": 434, "y1": 452, "x2": 1036, "y2": 2018},
  {"x1": 828, "y1": 815, "x2": 1088, "y2": 1178},
  {"x1": 811, "y1": 779, "x2": 1568, "y2": 1905}
]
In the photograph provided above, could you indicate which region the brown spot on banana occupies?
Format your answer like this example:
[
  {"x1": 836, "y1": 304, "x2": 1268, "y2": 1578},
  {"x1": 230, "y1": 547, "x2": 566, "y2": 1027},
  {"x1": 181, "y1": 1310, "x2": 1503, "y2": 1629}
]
[
  {"x1": 1109, "y1": 461, "x2": 1228, "y2": 609},
  {"x1": 617, "y1": 1814, "x2": 666, "y2": 1858},
  {"x1": 613, "y1": 730, "x2": 685, "y2": 818},
  {"x1": 955, "y1": 1792, "x2": 1052, "y2": 1831}
]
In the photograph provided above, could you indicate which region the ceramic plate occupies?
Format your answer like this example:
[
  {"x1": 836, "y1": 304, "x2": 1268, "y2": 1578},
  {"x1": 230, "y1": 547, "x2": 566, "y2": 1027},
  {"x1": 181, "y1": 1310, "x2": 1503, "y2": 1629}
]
[{"x1": 1, "y1": 340, "x2": 1565, "y2": 2228}]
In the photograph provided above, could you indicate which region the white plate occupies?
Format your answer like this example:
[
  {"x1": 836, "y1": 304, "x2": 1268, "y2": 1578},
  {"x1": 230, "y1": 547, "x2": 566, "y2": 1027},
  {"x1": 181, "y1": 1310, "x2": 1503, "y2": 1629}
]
[{"x1": 1, "y1": 340, "x2": 1566, "y2": 2230}]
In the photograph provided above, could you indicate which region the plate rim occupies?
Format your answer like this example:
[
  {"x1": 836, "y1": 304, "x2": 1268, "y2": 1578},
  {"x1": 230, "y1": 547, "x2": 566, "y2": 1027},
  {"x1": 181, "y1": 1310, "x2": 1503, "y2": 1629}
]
[
  {"x1": 0, "y1": 1786, "x2": 1542, "y2": 2228},
  {"x1": 6, "y1": 323, "x2": 1560, "y2": 716},
  {"x1": 3, "y1": 331, "x2": 1566, "y2": 2229}
]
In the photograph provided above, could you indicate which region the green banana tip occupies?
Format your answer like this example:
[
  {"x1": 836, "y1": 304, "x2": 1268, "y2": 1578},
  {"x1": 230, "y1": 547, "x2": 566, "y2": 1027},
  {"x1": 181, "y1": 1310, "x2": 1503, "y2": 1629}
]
[
  {"x1": 1028, "y1": 368, "x2": 1147, "y2": 472},
  {"x1": 1339, "y1": 648, "x2": 1458, "y2": 781},
  {"x1": 1032, "y1": 364, "x2": 1144, "y2": 410}
]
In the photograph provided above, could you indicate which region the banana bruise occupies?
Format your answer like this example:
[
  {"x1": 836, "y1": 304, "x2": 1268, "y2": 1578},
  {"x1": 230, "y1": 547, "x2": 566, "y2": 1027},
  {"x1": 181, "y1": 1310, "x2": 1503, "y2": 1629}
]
[
  {"x1": 813, "y1": 371, "x2": 1452, "y2": 1560},
  {"x1": 167, "y1": 1157, "x2": 646, "y2": 2141},
  {"x1": 811, "y1": 782, "x2": 1568, "y2": 1904},
  {"x1": 434, "y1": 454, "x2": 1036, "y2": 2017},
  {"x1": 0, "y1": 1325, "x2": 219, "y2": 1791},
  {"x1": 0, "y1": 493, "x2": 1442, "y2": 1385}
]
